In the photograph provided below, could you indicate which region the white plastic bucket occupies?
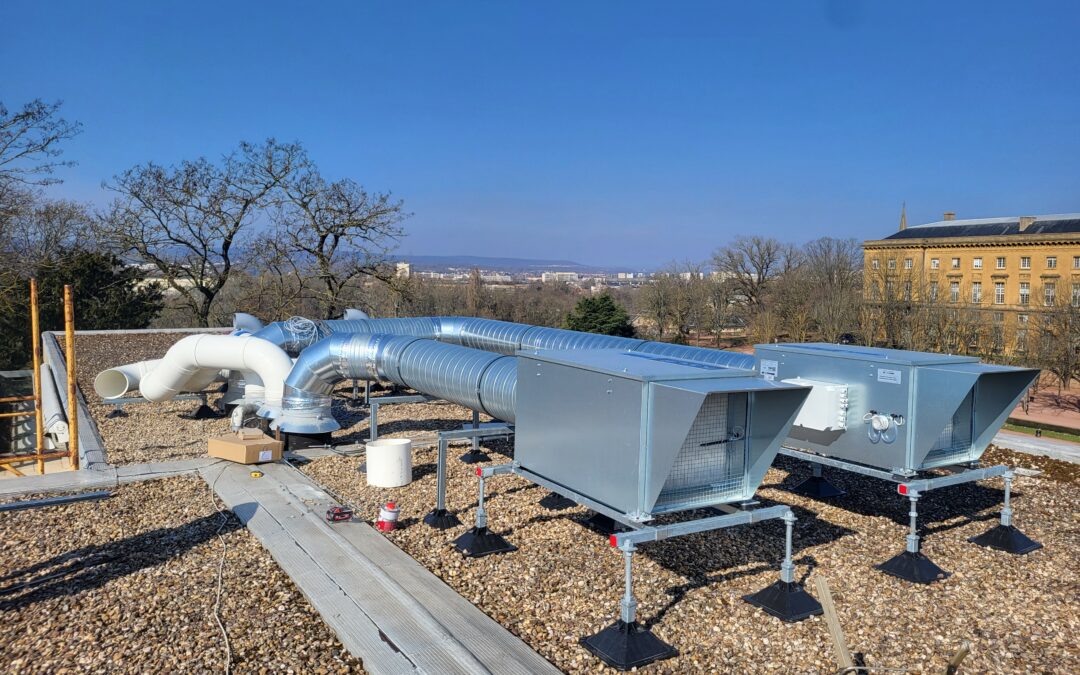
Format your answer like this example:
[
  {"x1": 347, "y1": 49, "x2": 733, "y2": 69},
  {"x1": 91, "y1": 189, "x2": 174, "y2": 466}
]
[{"x1": 366, "y1": 438, "x2": 413, "y2": 487}]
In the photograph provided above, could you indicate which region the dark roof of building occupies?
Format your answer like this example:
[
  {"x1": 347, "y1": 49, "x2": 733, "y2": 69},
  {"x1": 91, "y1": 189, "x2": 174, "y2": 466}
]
[{"x1": 881, "y1": 213, "x2": 1080, "y2": 240}]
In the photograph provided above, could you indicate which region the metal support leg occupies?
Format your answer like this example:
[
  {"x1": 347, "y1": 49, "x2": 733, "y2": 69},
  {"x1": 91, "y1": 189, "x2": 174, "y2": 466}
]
[
  {"x1": 368, "y1": 402, "x2": 379, "y2": 442},
  {"x1": 425, "y1": 436, "x2": 462, "y2": 529},
  {"x1": 969, "y1": 469, "x2": 1043, "y2": 554},
  {"x1": 453, "y1": 470, "x2": 516, "y2": 557},
  {"x1": 459, "y1": 409, "x2": 490, "y2": 463},
  {"x1": 581, "y1": 541, "x2": 677, "y2": 669},
  {"x1": 876, "y1": 490, "x2": 949, "y2": 583},
  {"x1": 349, "y1": 379, "x2": 360, "y2": 408},
  {"x1": 364, "y1": 380, "x2": 370, "y2": 406},
  {"x1": 188, "y1": 392, "x2": 221, "y2": 419},
  {"x1": 791, "y1": 461, "x2": 846, "y2": 499},
  {"x1": 743, "y1": 510, "x2": 823, "y2": 621}
]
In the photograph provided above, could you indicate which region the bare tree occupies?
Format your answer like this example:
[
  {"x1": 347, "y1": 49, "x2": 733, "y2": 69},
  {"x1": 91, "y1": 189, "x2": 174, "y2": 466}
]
[
  {"x1": 804, "y1": 237, "x2": 862, "y2": 342},
  {"x1": 273, "y1": 167, "x2": 407, "y2": 318},
  {"x1": 0, "y1": 99, "x2": 82, "y2": 193},
  {"x1": 100, "y1": 139, "x2": 304, "y2": 326},
  {"x1": 712, "y1": 236, "x2": 790, "y2": 310}
]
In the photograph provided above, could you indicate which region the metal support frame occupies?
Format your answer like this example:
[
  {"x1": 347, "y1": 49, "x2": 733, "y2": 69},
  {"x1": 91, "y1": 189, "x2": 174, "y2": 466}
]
[
  {"x1": 0, "y1": 491, "x2": 113, "y2": 512},
  {"x1": 781, "y1": 446, "x2": 1041, "y2": 584},
  {"x1": 103, "y1": 392, "x2": 207, "y2": 418},
  {"x1": 347, "y1": 379, "x2": 370, "y2": 408},
  {"x1": 424, "y1": 424, "x2": 513, "y2": 529},
  {"x1": 458, "y1": 409, "x2": 490, "y2": 463},
  {"x1": 367, "y1": 394, "x2": 436, "y2": 441},
  {"x1": 463, "y1": 462, "x2": 821, "y2": 669},
  {"x1": 452, "y1": 463, "x2": 516, "y2": 557}
]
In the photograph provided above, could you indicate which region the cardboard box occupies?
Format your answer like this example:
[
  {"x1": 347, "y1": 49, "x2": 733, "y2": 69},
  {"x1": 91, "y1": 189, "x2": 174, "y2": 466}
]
[{"x1": 208, "y1": 431, "x2": 283, "y2": 465}]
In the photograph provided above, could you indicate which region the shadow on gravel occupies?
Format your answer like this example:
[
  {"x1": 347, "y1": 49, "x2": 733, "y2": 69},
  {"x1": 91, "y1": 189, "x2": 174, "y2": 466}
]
[
  {"x1": 0, "y1": 513, "x2": 242, "y2": 612},
  {"x1": 765, "y1": 456, "x2": 1012, "y2": 533}
]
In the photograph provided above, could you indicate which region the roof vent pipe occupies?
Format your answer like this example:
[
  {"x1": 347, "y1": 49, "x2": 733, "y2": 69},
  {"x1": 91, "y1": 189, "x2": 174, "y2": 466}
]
[
  {"x1": 943, "y1": 211, "x2": 956, "y2": 221},
  {"x1": 233, "y1": 312, "x2": 264, "y2": 332},
  {"x1": 1019, "y1": 216, "x2": 1035, "y2": 232},
  {"x1": 342, "y1": 308, "x2": 370, "y2": 320}
]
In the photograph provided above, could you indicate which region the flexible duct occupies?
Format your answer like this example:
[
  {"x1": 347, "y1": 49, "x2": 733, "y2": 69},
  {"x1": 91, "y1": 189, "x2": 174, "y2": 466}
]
[
  {"x1": 40, "y1": 363, "x2": 70, "y2": 444},
  {"x1": 342, "y1": 308, "x2": 370, "y2": 320},
  {"x1": 134, "y1": 335, "x2": 293, "y2": 416},
  {"x1": 275, "y1": 333, "x2": 517, "y2": 433}
]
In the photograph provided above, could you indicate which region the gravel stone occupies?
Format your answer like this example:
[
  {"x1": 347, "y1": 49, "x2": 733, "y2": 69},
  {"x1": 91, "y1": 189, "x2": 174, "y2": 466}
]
[{"x1": 0, "y1": 475, "x2": 364, "y2": 674}]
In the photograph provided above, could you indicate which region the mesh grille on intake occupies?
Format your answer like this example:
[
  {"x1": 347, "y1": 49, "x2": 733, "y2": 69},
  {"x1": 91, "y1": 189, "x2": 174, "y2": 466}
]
[
  {"x1": 922, "y1": 389, "x2": 975, "y2": 467},
  {"x1": 653, "y1": 393, "x2": 749, "y2": 512}
]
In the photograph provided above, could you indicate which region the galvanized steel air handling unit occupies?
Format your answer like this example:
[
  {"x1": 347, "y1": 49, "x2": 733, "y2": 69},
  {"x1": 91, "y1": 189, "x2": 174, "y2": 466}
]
[
  {"x1": 465, "y1": 349, "x2": 818, "y2": 670},
  {"x1": 756, "y1": 343, "x2": 1042, "y2": 584}
]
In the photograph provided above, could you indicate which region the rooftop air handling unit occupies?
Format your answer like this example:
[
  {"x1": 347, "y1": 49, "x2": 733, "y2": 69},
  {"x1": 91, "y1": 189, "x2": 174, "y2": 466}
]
[
  {"x1": 465, "y1": 349, "x2": 819, "y2": 669},
  {"x1": 755, "y1": 343, "x2": 1041, "y2": 584}
]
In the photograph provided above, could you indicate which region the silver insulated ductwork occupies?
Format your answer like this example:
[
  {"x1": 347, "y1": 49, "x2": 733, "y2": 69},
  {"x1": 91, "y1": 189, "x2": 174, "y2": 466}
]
[
  {"x1": 275, "y1": 333, "x2": 517, "y2": 433},
  {"x1": 252, "y1": 316, "x2": 757, "y2": 369}
]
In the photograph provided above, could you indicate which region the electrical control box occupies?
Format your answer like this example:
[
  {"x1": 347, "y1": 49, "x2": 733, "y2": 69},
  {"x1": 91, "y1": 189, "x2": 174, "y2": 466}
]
[
  {"x1": 782, "y1": 377, "x2": 849, "y2": 431},
  {"x1": 755, "y1": 343, "x2": 1038, "y2": 473}
]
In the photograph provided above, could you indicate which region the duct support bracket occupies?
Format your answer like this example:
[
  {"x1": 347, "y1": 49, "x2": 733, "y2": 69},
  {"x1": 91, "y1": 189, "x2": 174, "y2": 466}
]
[
  {"x1": 368, "y1": 394, "x2": 437, "y2": 441},
  {"x1": 781, "y1": 447, "x2": 1040, "y2": 581},
  {"x1": 458, "y1": 409, "x2": 489, "y2": 463},
  {"x1": 425, "y1": 425, "x2": 513, "y2": 530},
  {"x1": 453, "y1": 463, "x2": 516, "y2": 557}
]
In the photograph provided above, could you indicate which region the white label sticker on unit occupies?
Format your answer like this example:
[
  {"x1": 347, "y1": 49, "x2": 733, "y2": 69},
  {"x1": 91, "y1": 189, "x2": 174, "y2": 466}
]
[
  {"x1": 877, "y1": 368, "x2": 902, "y2": 384},
  {"x1": 258, "y1": 450, "x2": 273, "y2": 462},
  {"x1": 760, "y1": 359, "x2": 778, "y2": 381}
]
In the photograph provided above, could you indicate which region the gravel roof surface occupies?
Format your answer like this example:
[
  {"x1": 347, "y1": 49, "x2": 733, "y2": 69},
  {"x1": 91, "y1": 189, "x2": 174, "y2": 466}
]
[
  {"x1": 73, "y1": 333, "x2": 235, "y2": 465},
  {"x1": 298, "y1": 402, "x2": 1080, "y2": 674},
  {"x1": 0, "y1": 475, "x2": 363, "y2": 674},
  {"x1": 72, "y1": 333, "x2": 1080, "y2": 672}
]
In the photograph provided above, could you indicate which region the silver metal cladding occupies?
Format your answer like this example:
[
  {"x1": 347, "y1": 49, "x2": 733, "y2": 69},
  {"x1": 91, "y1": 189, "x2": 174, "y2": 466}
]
[
  {"x1": 394, "y1": 339, "x2": 505, "y2": 413},
  {"x1": 478, "y1": 355, "x2": 517, "y2": 423},
  {"x1": 631, "y1": 341, "x2": 757, "y2": 370}
]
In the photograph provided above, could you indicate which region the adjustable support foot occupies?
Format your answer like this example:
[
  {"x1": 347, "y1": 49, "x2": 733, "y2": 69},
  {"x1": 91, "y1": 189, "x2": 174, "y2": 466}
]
[
  {"x1": 742, "y1": 510, "x2": 822, "y2": 621},
  {"x1": 423, "y1": 508, "x2": 461, "y2": 530},
  {"x1": 539, "y1": 491, "x2": 576, "y2": 510},
  {"x1": 459, "y1": 410, "x2": 490, "y2": 463},
  {"x1": 791, "y1": 464, "x2": 845, "y2": 499},
  {"x1": 876, "y1": 490, "x2": 949, "y2": 583},
  {"x1": 969, "y1": 471, "x2": 1042, "y2": 554},
  {"x1": 453, "y1": 471, "x2": 515, "y2": 557}
]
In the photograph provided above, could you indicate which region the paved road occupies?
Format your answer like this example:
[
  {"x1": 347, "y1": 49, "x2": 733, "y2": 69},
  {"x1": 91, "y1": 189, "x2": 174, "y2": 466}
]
[{"x1": 993, "y1": 430, "x2": 1080, "y2": 464}]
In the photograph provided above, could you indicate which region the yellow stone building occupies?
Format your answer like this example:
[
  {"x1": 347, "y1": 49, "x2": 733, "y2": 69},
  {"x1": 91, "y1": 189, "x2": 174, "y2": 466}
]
[{"x1": 862, "y1": 212, "x2": 1080, "y2": 355}]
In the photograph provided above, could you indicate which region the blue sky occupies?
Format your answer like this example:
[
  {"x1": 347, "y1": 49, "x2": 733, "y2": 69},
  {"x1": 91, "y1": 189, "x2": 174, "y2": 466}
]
[{"x1": 3, "y1": 1, "x2": 1079, "y2": 268}]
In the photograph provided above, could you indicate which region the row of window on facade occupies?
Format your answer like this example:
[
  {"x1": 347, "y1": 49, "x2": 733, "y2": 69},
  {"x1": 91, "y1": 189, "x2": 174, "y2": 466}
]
[
  {"x1": 874, "y1": 279, "x2": 1080, "y2": 307},
  {"x1": 872, "y1": 255, "x2": 1080, "y2": 271}
]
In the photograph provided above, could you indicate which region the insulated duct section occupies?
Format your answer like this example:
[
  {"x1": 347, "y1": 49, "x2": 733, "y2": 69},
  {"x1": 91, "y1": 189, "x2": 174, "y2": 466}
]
[
  {"x1": 275, "y1": 333, "x2": 517, "y2": 434},
  {"x1": 99, "y1": 335, "x2": 294, "y2": 416},
  {"x1": 40, "y1": 363, "x2": 69, "y2": 446},
  {"x1": 252, "y1": 316, "x2": 757, "y2": 369}
]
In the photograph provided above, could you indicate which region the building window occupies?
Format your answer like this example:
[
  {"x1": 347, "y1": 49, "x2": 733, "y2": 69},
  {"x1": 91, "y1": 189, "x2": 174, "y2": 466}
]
[
  {"x1": 996, "y1": 257, "x2": 1006, "y2": 269},
  {"x1": 971, "y1": 281, "x2": 982, "y2": 304},
  {"x1": 994, "y1": 282, "x2": 1005, "y2": 304},
  {"x1": 973, "y1": 257, "x2": 983, "y2": 269},
  {"x1": 1016, "y1": 329, "x2": 1027, "y2": 353},
  {"x1": 904, "y1": 281, "x2": 912, "y2": 300},
  {"x1": 950, "y1": 281, "x2": 960, "y2": 303},
  {"x1": 951, "y1": 257, "x2": 960, "y2": 269},
  {"x1": 1074, "y1": 256, "x2": 1080, "y2": 269},
  {"x1": 930, "y1": 258, "x2": 940, "y2": 270},
  {"x1": 871, "y1": 259, "x2": 879, "y2": 270},
  {"x1": 1073, "y1": 283, "x2": 1080, "y2": 308},
  {"x1": 1018, "y1": 313, "x2": 1028, "y2": 324},
  {"x1": 904, "y1": 258, "x2": 913, "y2": 270},
  {"x1": 1045, "y1": 282, "x2": 1057, "y2": 306},
  {"x1": 1019, "y1": 282, "x2": 1030, "y2": 305},
  {"x1": 887, "y1": 259, "x2": 896, "y2": 270},
  {"x1": 1020, "y1": 256, "x2": 1031, "y2": 269},
  {"x1": 929, "y1": 281, "x2": 938, "y2": 301},
  {"x1": 1047, "y1": 256, "x2": 1057, "y2": 269},
  {"x1": 993, "y1": 311, "x2": 1005, "y2": 323}
]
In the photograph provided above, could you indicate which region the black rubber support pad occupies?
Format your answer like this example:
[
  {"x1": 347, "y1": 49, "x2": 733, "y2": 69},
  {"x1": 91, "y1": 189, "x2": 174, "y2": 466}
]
[
  {"x1": 743, "y1": 581, "x2": 824, "y2": 622},
  {"x1": 579, "y1": 512, "x2": 627, "y2": 537},
  {"x1": 790, "y1": 475, "x2": 847, "y2": 499},
  {"x1": 423, "y1": 508, "x2": 462, "y2": 530},
  {"x1": 968, "y1": 524, "x2": 1043, "y2": 555},
  {"x1": 580, "y1": 620, "x2": 678, "y2": 671},
  {"x1": 875, "y1": 550, "x2": 950, "y2": 584},
  {"x1": 458, "y1": 449, "x2": 491, "y2": 464},
  {"x1": 453, "y1": 526, "x2": 517, "y2": 558},
  {"x1": 539, "y1": 492, "x2": 577, "y2": 511}
]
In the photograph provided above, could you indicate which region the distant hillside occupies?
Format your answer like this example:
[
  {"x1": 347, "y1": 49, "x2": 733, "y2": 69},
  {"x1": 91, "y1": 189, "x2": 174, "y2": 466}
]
[{"x1": 393, "y1": 255, "x2": 632, "y2": 274}]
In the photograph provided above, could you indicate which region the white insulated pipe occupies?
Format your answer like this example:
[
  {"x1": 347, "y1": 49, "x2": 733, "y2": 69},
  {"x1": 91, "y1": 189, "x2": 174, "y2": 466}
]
[
  {"x1": 136, "y1": 335, "x2": 293, "y2": 413},
  {"x1": 93, "y1": 359, "x2": 227, "y2": 400}
]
